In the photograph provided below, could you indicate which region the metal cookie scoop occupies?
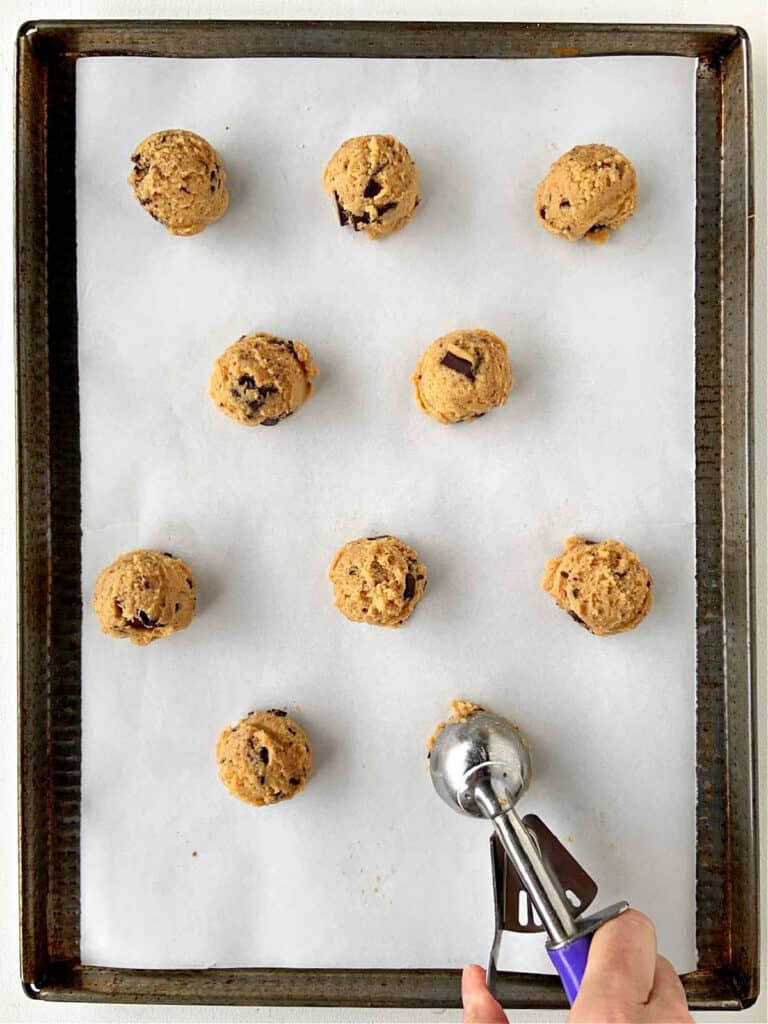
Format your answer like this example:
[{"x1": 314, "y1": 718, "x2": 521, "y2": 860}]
[{"x1": 429, "y1": 706, "x2": 627, "y2": 1005}]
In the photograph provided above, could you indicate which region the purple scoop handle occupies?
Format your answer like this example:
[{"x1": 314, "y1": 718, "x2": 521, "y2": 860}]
[{"x1": 547, "y1": 933, "x2": 592, "y2": 1005}]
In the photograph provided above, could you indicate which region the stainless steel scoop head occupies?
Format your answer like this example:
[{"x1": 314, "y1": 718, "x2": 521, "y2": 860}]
[{"x1": 429, "y1": 709, "x2": 532, "y2": 818}]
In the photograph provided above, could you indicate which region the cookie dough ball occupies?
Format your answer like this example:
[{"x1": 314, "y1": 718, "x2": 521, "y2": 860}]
[
  {"x1": 216, "y1": 710, "x2": 312, "y2": 807},
  {"x1": 412, "y1": 328, "x2": 514, "y2": 424},
  {"x1": 92, "y1": 549, "x2": 196, "y2": 646},
  {"x1": 209, "y1": 333, "x2": 318, "y2": 427},
  {"x1": 541, "y1": 536, "x2": 653, "y2": 636},
  {"x1": 322, "y1": 134, "x2": 419, "y2": 240},
  {"x1": 128, "y1": 129, "x2": 229, "y2": 236},
  {"x1": 535, "y1": 144, "x2": 637, "y2": 243},
  {"x1": 329, "y1": 535, "x2": 427, "y2": 627}
]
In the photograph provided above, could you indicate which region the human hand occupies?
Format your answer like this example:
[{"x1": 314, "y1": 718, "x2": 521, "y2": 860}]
[{"x1": 461, "y1": 909, "x2": 694, "y2": 1023}]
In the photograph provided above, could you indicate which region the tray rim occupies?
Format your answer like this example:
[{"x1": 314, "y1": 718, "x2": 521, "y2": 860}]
[{"x1": 15, "y1": 18, "x2": 758, "y2": 1010}]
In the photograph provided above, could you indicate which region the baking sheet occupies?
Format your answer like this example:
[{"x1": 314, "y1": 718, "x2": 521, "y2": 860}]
[{"x1": 77, "y1": 55, "x2": 697, "y2": 973}]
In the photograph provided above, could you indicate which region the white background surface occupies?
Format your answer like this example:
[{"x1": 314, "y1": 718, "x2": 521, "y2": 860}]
[
  {"x1": 1, "y1": 1, "x2": 766, "y2": 1022},
  {"x1": 77, "y1": 53, "x2": 696, "y2": 973}
]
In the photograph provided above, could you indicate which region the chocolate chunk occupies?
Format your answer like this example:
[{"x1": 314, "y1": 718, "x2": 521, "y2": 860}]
[
  {"x1": 245, "y1": 385, "x2": 277, "y2": 416},
  {"x1": 376, "y1": 201, "x2": 398, "y2": 215},
  {"x1": 440, "y1": 351, "x2": 476, "y2": 381},
  {"x1": 268, "y1": 709, "x2": 287, "y2": 717},
  {"x1": 560, "y1": 571, "x2": 569, "y2": 579},
  {"x1": 258, "y1": 747, "x2": 269, "y2": 765},
  {"x1": 403, "y1": 573, "x2": 416, "y2": 601},
  {"x1": 333, "y1": 191, "x2": 350, "y2": 226},
  {"x1": 237, "y1": 374, "x2": 256, "y2": 390},
  {"x1": 267, "y1": 337, "x2": 298, "y2": 359},
  {"x1": 568, "y1": 610, "x2": 589, "y2": 629},
  {"x1": 363, "y1": 178, "x2": 383, "y2": 198},
  {"x1": 572, "y1": 588, "x2": 581, "y2": 598},
  {"x1": 138, "y1": 610, "x2": 156, "y2": 627},
  {"x1": 351, "y1": 211, "x2": 371, "y2": 231},
  {"x1": 260, "y1": 410, "x2": 293, "y2": 427},
  {"x1": 289, "y1": 777, "x2": 300, "y2": 786}
]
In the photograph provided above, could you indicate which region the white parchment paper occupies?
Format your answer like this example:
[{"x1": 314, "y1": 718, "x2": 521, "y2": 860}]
[{"x1": 77, "y1": 55, "x2": 696, "y2": 972}]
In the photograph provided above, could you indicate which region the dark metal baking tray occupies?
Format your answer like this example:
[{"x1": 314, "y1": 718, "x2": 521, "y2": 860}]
[{"x1": 15, "y1": 20, "x2": 757, "y2": 1009}]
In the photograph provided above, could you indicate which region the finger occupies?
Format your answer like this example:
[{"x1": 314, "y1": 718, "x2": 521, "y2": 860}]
[
  {"x1": 648, "y1": 956, "x2": 694, "y2": 1022},
  {"x1": 577, "y1": 909, "x2": 658, "y2": 1005},
  {"x1": 461, "y1": 964, "x2": 508, "y2": 1024}
]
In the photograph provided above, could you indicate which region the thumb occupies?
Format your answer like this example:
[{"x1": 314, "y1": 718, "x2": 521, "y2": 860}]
[{"x1": 462, "y1": 964, "x2": 508, "y2": 1024}]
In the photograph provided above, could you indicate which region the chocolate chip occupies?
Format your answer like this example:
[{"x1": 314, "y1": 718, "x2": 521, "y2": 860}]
[
  {"x1": 539, "y1": 207, "x2": 547, "y2": 219},
  {"x1": 260, "y1": 410, "x2": 293, "y2": 426},
  {"x1": 287, "y1": 727, "x2": 296, "y2": 735},
  {"x1": 363, "y1": 178, "x2": 382, "y2": 198},
  {"x1": 268, "y1": 709, "x2": 287, "y2": 717},
  {"x1": 186, "y1": 578, "x2": 193, "y2": 587},
  {"x1": 210, "y1": 168, "x2": 217, "y2": 180},
  {"x1": 274, "y1": 791, "x2": 284, "y2": 800},
  {"x1": 333, "y1": 192, "x2": 350, "y2": 226},
  {"x1": 403, "y1": 573, "x2": 416, "y2": 600},
  {"x1": 572, "y1": 588, "x2": 581, "y2": 598},
  {"x1": 588, "y1": 224, "x2": 607, "y2": 233},
  {"x1": 179, "y1": 185, "x2": 190, "y2": 194},
  {"x1": 238, "y1": 374, "x2": 256, "y2": 390},
  {"x1": 376, "y1": 201, "x2": 398, "y2": 215},
  {"x1": 351, "y1": 211, "x2": 371, "y2": 231},
  {"x1": 440, "y1": 351, "x2": 476, "y2": 381},
  {"x1": 258, "y1": 747, "x2": 269, "y2": 765},
  {"x1": 259, "y1": 776, "x2": 265, "y2": 785},
  {"x1": 568, "y1": 610, "x2": 589, "y2": 630},
  {"x1": 583, "y1": 539, "x2": 597, "y2": 545},
  {"x1": 175, "y1": 603, "x2": 180, "y2": 611},
  {"x1": 348, "y1": 567, "x2": 358, "y2": 575},
  {"x1": 559, "y1": 200, "x2": 571, "y2": 208},
  {"x1": 267, "y1": 337, "x2": 298, "y2": 358},
  {"x1": 148, "y1": 210, "x2": 161, "y2": 222},
  {"x1": 560, "y1": 571, "x2": 569, "y2": 579},
  {"x1": 289, "y1": 777, "x2": 300, "y2": 786},
  {"x1": 139, "y1": 197, "x2": 152, "y2": 205},
  {"x1": 367, "y1": 535, "x2": 389, "y2": 541},
  {"x1": 138, "y1": 610, "x2": 156, "y2": 627},
  {"x1": 163, "y1": 552, "x2": 174, "y2": 558},
  {"x1": 245, "y1": 385, "x2": 277, "y2": 416}
]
